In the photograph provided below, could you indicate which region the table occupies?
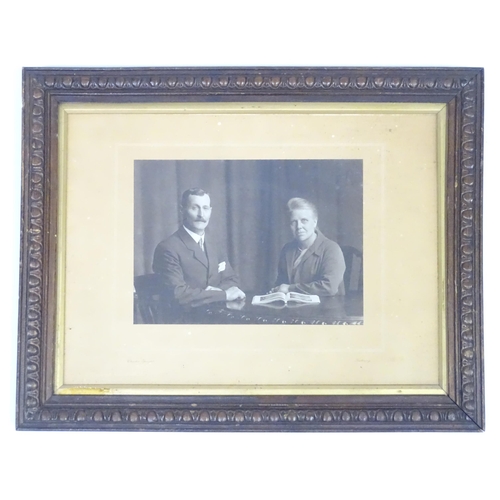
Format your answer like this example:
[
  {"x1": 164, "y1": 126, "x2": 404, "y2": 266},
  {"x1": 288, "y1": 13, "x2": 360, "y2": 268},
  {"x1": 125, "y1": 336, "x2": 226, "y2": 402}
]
[{"x1": 170, "y1": 294, "x2": 363, "y2": 325}]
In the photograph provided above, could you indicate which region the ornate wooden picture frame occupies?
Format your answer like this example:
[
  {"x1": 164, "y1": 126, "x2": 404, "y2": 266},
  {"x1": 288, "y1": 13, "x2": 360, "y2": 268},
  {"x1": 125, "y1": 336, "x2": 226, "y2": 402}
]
[{"x1": 17, "y1": 67, "x2": 484, "y2": 431}]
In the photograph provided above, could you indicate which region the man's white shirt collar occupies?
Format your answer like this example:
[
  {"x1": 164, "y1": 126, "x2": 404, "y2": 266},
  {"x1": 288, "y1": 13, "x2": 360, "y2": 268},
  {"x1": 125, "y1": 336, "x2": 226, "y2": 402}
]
[{"x1": 183, "y1": 225, "x2": 204, "y2": 246}]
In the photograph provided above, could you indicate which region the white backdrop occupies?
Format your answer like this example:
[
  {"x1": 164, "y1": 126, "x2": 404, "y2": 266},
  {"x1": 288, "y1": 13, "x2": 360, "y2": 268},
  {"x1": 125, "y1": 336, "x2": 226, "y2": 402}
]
[{"x1": 2, "y1": 1, "x2": 497, "y2": 498}]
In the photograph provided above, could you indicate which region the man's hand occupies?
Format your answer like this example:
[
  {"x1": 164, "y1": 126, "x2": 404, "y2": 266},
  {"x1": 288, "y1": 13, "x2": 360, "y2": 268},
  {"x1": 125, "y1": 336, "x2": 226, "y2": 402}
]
[
  {"x1": 270, "y1": 284, "x2": 290, "y2": 294},
  {"x1": 226, "y1": 300, "x2": 246, "y2": 311},
  {"x1": 225, "y1": 286, "x2": 246, "y2": 301}
]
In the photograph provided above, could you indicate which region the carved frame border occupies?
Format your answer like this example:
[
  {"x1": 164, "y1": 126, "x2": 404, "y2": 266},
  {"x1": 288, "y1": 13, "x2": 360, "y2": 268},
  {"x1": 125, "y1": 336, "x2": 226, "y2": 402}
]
[{"x1": 17, "y1": 67, "x2": 484, "y2": 431}]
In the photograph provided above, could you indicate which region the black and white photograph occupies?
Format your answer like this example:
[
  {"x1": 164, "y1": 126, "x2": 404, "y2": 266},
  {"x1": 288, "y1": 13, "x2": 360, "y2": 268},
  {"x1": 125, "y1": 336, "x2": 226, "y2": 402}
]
[{"x1": 134, "y1": 159, "x2": 363, "y2": 325}]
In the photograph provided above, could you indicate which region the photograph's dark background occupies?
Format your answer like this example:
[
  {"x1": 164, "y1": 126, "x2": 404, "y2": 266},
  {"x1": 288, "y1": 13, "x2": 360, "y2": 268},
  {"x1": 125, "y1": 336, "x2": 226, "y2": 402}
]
[{"x1": 134, "y1": 160, "x2": 362, "y2": 293}]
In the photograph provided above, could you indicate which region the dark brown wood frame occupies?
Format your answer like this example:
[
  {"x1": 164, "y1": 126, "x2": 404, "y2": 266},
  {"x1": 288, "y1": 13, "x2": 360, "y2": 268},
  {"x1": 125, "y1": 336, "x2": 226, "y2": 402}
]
[{"x1": 17, "y1": 67, "x2": 484, "y2": 431}]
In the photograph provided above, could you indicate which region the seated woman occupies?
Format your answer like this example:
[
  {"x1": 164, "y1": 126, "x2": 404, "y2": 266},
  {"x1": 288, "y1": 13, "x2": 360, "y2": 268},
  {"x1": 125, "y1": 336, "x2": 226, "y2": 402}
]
[{"x1": 272, "y1": 197, "x2": 346, "y2": 296}]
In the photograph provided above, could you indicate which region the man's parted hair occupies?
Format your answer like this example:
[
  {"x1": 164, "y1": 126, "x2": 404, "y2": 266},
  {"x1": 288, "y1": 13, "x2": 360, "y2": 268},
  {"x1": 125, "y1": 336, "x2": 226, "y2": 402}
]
[
  {"x1": 181, "y1": 188, "x2": 210, "y2": 209},
  {"x1": 287, "y1": 197, "x2": 318, "y2": 219}
]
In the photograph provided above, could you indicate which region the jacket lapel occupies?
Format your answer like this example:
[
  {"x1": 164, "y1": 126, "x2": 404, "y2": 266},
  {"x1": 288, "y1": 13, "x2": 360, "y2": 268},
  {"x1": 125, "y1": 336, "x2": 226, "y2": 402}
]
[
  {"x1": 290, "y1": 231, "x2": 323, "y2": 280},
  {"x1": 205, "y1": 237, "x2": 218, "y2": 280},
  {"x1": 285, "y1": 244, "x2": 296, "y2": 281},
  {"x1": 178, "y1": 227, "x2": 208, "y2": 268},
  {"x1": 299, "y1": 241, "x2": 319, "y2": 267}
]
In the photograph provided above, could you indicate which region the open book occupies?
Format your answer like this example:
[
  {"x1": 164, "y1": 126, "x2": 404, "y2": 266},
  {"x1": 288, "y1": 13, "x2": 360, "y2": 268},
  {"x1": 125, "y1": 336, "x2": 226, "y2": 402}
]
[{"x1": 252, "y1": 291, "x2": 320, "y2": 306}]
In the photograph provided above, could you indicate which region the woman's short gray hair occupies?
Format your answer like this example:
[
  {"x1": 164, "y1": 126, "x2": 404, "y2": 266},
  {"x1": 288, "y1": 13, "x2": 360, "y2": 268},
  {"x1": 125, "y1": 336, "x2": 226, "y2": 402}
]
[{"x1": 287, "y1": 197, "x2": 318, "y2": 219}]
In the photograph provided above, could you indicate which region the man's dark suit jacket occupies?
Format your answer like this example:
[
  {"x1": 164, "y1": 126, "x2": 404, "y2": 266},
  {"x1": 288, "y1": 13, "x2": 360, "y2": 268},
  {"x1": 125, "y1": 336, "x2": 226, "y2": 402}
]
[
  {"x1": 275, "y1": 230, "x2": 346, "y2": 296},
  {"x1": 152, "y1": 226, "x2": 239, "y2": 307}
]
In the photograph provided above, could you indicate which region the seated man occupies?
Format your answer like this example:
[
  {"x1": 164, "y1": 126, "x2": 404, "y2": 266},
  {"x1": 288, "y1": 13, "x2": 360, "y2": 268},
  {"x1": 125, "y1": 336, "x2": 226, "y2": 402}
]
[
  {"x1": 272, "y1": 197, "x2": 346, "y2": 296},
  {"x1": 153, "y1": 188, "x2": 245, "y2": 308}
]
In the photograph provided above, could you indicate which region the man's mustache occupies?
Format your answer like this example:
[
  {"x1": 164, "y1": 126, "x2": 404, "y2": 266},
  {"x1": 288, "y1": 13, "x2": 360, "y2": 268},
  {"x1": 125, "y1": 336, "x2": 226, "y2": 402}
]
[{"x1": 195, "y1": 218, "x2": 207, "y2": 222}]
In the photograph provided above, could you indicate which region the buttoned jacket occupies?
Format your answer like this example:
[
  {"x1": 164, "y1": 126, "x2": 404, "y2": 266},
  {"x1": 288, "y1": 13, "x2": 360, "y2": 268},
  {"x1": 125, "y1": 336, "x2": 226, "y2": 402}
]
[
  {"x1": 153, "y1": 226, "x2": 239, "y2": 306},
  {"x1": 275, "y1": 230, "x2": 346, "y2": 296}
]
